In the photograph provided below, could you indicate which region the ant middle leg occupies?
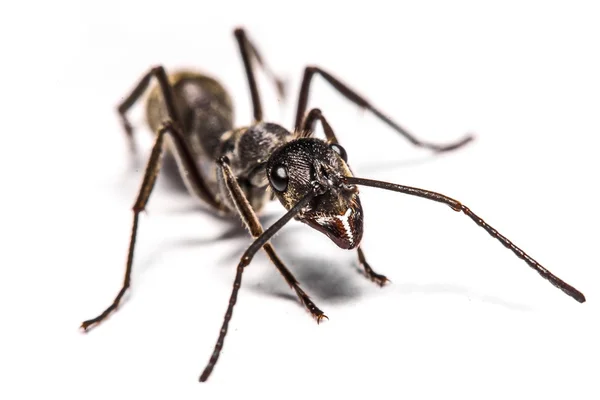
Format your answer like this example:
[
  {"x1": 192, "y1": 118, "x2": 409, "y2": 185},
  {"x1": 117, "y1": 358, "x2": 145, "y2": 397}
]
[
  {"x1": 80, "y1": 121, "x2": 225, "y2": 332},
  {"x1": 301, "y1": 108, "x2": 389, "y2": 287},
  {"x1": 357, "y1": 247, "x2": 390, "y2": 287},
  {"x1": 234, "y1": 28, "x2": 286, "y2": 123},
  {"x1": 294, "y1": 65, "x2": 474, "y2": 152},
  {"x1": 217, "y1": 156, "x2": 327, "y2": 323}
]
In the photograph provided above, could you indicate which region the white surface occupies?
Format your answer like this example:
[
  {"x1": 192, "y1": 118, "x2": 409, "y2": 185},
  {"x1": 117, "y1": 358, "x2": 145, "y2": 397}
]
[{"x1": 1, "y1": 1, "x2": 599, "y2": 399}]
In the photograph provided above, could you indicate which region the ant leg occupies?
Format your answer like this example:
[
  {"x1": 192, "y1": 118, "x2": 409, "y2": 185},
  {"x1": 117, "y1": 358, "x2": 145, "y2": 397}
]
[
  {"x1": 301, "y1": 108, "x2": 389, "y2": 287},
  {"x1": 116, "y1": 65, "x2": 220, "y2": 208},
  {"x1": 300, "y1": 107, "x2": 337, "y2": 142},
  {"x1": 117, "y1": 65, "x2": 183, "y2": 152},
  {"x1": 80, "y1": 121, "x2": 225, "y2": 332},
  {"x1": 234, "y1": 28, "x2": 286, "y2": 122},
  {"x1": 358, "y1": 247, "x2": 390, "y2": 287},
  {"x1": 200, "y1": 189, "x2": 318, "y2": 382},
  {"x1": 217, "y1": 156, "x2": 327, "y2": 323},
  {"x1": 294, "y1": 66, "x2": 474, "y2": 152}
]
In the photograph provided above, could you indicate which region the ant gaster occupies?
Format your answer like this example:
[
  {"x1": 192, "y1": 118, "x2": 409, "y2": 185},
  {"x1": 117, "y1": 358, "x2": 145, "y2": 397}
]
[{"x1": 81, "y1": 28, "x2": 586, "y2": 382}]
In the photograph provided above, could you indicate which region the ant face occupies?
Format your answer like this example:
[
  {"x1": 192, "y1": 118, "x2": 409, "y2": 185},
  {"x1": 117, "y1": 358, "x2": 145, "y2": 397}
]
[{"x1": 266, "y1": 138, "x2": 363, "y2": 249}]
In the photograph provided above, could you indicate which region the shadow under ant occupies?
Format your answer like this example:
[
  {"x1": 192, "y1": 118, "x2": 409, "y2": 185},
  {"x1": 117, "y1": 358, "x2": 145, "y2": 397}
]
[
  {"x1": 130, "y1": 214, "x2": 530, "y2": 313},
  {"x1": 118, "y1": 140, "x2": 528, "y2": 314}
]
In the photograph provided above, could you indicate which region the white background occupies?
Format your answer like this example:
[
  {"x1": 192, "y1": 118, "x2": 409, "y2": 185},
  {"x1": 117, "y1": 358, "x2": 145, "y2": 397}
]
[{"x1": 1, "y1": 1, "x2": 599, "y2": 399}]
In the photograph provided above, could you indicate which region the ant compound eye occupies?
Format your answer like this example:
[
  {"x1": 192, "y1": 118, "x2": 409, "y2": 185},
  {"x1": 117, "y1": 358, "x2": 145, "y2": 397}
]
[
  {"x1": 269, "y1": 164, "x2": 288, "y2": 192},
  {"x1": 329, "y1": 143, "x2": 348, "y2": 162}
]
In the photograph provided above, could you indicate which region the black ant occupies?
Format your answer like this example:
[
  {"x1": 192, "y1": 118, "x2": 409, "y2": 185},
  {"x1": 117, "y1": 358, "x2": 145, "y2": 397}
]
[{"x1": 81, "y1": 27, "x2": 586, "y2": 382}]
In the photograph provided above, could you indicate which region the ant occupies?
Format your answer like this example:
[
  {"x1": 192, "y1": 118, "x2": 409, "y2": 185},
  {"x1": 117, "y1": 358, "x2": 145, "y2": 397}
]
[{"x1": 81, "y1": 27, "x2": 586, "y2": 382}]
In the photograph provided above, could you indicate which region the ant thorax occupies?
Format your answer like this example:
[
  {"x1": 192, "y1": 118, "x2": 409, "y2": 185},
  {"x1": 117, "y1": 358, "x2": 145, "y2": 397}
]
[{"x1": 215, "y1": 122, "x2": 294, "y2": 213}]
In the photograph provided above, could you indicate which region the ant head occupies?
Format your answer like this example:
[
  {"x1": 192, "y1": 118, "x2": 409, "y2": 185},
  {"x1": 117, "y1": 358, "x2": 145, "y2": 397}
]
[{"x1": 266, "y1": 138, "x2": 363, "y2": 249}]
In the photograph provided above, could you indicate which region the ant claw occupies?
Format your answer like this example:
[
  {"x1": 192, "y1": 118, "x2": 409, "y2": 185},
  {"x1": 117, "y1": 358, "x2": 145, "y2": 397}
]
[
  {"x1": 366, "y1": 273, "x2": 390, "y2": 287},
  {"x1": 316, "y1": 314, "x2": 329, "y2": 324}
]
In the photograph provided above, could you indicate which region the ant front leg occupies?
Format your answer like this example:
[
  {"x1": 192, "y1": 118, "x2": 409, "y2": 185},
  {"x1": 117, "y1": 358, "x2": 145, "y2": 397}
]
[
  {"x1": 301, "y1": 108, "x2": 390, "y2": 287},
  {"x1": 217, "y1": 157, "x2": 327, "y2": 323},
  {"x1": 200, "y1": 190, "x2": 318, "y2": 382},
  {"x1": 295, "y1": 66, "x2": 473, "y2": 152},
  {"x1": 80, "y1": 121, "x2": 225, "y2": 332}
]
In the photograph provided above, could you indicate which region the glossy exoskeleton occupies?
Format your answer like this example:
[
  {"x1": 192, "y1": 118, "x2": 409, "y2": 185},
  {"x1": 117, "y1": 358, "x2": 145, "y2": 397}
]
[{"x1": 81, "y1": 27, "x2": 586, "y2": 383}]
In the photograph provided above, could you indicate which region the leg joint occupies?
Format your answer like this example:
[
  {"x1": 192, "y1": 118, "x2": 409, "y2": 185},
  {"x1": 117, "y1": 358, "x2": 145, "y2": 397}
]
[
  {"x1": 233, "y1": 27, "x2": 245, "y2": 38},
  {"x1": 151, "y1": 65, "x2": 166, "y2": 75},
  {"x1": 158, "y1": 119, "x2": 175, "y2": 134},
  {"x1": 217, "y1": 156, "x2": 231, "y2": 167}
]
